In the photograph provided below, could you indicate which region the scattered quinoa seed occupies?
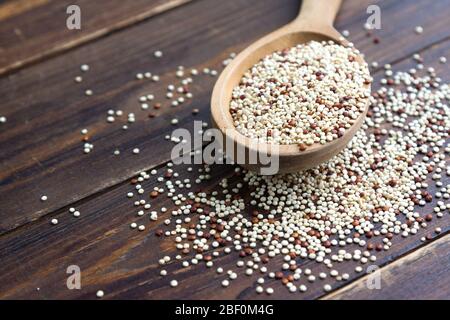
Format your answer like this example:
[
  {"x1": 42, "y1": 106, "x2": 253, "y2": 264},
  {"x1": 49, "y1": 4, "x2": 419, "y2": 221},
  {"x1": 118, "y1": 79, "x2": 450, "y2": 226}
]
[{"x1": 111, "y1": 42, "x2": 449, "y2": 296}]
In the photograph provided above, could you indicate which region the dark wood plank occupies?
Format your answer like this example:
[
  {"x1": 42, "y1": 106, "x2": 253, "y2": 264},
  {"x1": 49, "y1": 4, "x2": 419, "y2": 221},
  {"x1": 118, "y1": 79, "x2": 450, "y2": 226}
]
[
  {"x1": 324, "y1": 235, "x2": 450, "y2": 300},
  {"x1": 0, "y1": 38, "x2": 448, "y2": 299},
  {"x1": 0, "y1": 0, "x2": 192, "y2": 75},
  {"x1": 1, "y1": 0, "x2": 449, "y2": 234}
]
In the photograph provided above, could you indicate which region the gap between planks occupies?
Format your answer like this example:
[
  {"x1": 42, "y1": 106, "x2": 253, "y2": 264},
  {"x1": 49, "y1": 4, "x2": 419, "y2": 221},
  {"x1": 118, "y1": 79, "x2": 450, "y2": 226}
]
[{"x1": 0, "y1": 0, "x2": 194, "y2": 77}]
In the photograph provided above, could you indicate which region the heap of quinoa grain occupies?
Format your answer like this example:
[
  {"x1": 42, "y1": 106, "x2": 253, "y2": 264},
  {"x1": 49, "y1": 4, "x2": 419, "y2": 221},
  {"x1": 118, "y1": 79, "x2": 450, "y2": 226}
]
[
  {"x1": 127, "y1": 61, "x2": 449, "y2": 295},
  {"x1": 230, "y1": 40, "x2": 372, "y2": 147}
]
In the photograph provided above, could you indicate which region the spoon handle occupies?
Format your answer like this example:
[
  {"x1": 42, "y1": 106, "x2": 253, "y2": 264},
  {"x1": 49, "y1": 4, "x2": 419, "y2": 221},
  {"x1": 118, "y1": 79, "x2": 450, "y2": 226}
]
[{"x1": 291, "y1": 0, "x2": 342, "y2": 31}]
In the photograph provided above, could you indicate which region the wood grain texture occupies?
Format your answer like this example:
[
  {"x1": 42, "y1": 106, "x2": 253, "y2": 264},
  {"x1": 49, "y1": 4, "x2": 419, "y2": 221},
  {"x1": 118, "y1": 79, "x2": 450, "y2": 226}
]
[
  {"x1": 324, "y1": 235, "x2": 450, "y2": 300},
  {"x1": 1, "y1": 0, "x2": 449, "y2": 235},
  {"x1": 0, "y1": 0, "x2": 449, "y2": 300},
  {"x1": 0, "y1": 0, "x2": 192, "y2": 75}
]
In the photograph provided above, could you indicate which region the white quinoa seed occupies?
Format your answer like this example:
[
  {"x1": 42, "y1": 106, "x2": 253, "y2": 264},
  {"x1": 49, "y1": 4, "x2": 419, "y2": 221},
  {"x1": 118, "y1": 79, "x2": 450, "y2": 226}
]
[{"x1": 324, "y1": 284, "x2": 332, "y2": 292}]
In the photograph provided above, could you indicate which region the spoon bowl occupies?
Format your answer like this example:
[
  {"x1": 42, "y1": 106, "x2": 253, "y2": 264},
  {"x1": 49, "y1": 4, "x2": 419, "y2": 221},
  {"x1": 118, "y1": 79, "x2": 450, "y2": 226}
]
[{"x1": 211, "y1": 0, "x2": 371, "y2": 174}]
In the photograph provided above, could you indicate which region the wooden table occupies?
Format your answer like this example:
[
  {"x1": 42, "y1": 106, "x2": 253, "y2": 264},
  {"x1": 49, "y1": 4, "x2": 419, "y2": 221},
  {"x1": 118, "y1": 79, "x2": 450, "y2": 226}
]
[{"x1": 0, "y1": 0, "x2": 449, "y2": 300}]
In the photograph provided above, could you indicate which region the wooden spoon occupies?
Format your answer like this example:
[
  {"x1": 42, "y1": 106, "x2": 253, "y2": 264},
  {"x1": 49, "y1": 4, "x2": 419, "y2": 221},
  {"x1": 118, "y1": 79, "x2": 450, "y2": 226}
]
[{"x1": 211, "y1": 0, "x2": 371, "y2": 174}]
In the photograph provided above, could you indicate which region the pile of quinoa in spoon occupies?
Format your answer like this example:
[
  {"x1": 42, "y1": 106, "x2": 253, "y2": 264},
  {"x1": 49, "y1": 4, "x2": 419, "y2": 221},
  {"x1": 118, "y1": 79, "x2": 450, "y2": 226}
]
[{"x1": 230, "y1": 40, "x2": 372, "y2": 148}]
